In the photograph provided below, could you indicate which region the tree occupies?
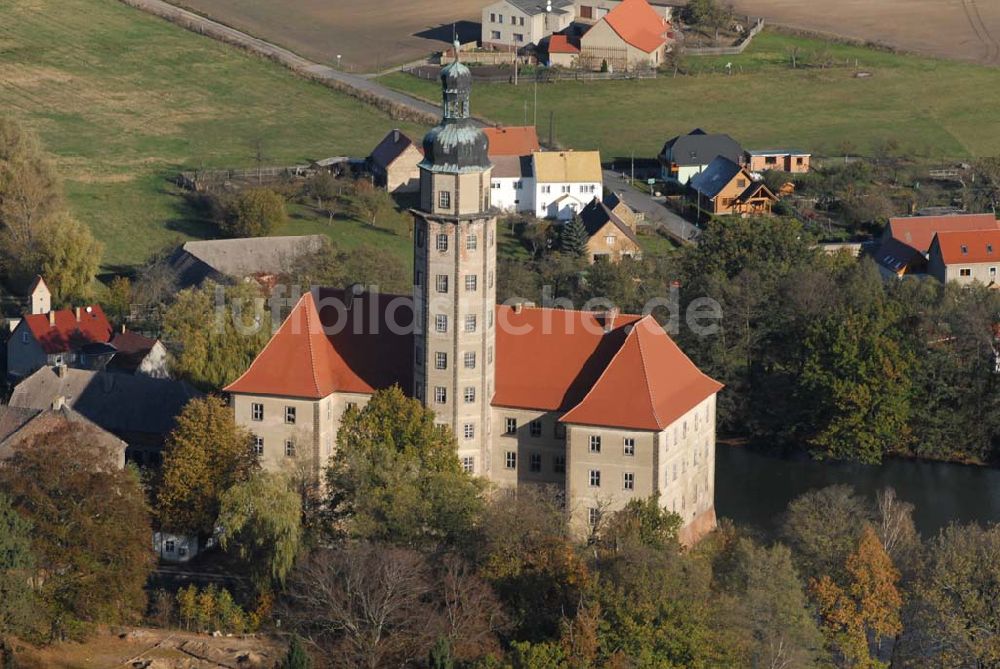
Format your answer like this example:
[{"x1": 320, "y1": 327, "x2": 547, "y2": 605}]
[
  {"x1": 810, "y1": 525, "x2": 902, "y2": 667},
  {"x1": 162, "y1": 280, "x2": 271, "y2": 390},
  {"x1": 280, "y1": 635, "x2": 312, "y2": 669},
  {"x1": 558, "y1": 215, "x2": 589, "y2": 258},
  {"x1": 350, "y1": 179, "x2": 394, "y2": 227},
  {"x1": 714, "y1": 537, "x2": 825, "y2": 669},
  {"x1": 287, "y1": 238, "x2": 409, "y2": 295},
  {"x1": 901, "y1": 523, "x2": 1000, "y2": 668},
  {"x1": 308, "y1": 171, "x2": 340, "y2": 223},
  {"x1": 0, "y1": 492, "x2": 35, "y2": 641},
  {"x1": 781, "y1": 485, "x2": 870, "y2": 582},
  {"x1": 281, "y1": 544, "x2": 438, "y2": 669},
  {"x1": 104, "y1": 275, "x2": 133, "y2": 324},
  {"x1": 38, "y1": 211, "x2": 103, "y2": 303},
  {"x1": 220, "y1": 188, "x2": 287, "y2": 237},
  {"x1": 433, "y1": 555, "x2": 508, "y2": 661},
  {"x1": 0, "y1": 426, "x2": 154, "y2": 641},
  {"x1": 157, "y1": 396, "x2": 258, "y2": 537},
  {"x1": 595, "y1": 495, "x2": 682, "y2": 554},
  {"x1": 325, "y1": 387, "x2": 483, "y2": 546},
  {"x1": 218, "y1": 470, "x2": 303, "y2": 590}
]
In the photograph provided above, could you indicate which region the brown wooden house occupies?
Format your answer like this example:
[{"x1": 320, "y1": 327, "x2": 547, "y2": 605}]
[{"x1": 688, "y1": 156, "x2": 777, "y2": 217}]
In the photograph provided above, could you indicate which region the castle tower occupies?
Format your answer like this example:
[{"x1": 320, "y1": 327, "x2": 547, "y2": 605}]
[{"x1": 412, "y1": 47, "x2": 496, "y2": 475}]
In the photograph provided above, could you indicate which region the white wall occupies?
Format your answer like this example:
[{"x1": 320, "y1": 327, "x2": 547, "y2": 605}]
[
  {"x1": 535, "y1": 182, "x2": 601, "y2": 219},
  {"x1": 490, "y1": 176, "x2": 535, "y2": 213}
]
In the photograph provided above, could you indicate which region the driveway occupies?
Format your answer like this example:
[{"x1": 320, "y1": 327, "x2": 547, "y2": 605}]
[{"x1": 602, "y1": 170, "x2": 701, "y2": 244}]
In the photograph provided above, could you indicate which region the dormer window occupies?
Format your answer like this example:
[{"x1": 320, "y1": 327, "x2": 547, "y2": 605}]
[
  {"x1": 989, "y1": 244, "x2": 994, "y2": 254},
  {"x1": 961, "y1": 245, "x2": 969, "y2": 254}
]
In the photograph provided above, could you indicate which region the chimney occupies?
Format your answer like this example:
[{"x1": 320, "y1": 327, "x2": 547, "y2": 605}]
[
  {"x1": 393, "y1": 129, "x2": 400, "y2": 143},
  {"x1": 74, "y1": 307, "x2": 82, "y2": 322},
  {"x1": 52, "y1": 396, "x2": 66, "y2": 410},
  {"x1": 603, "y1": 308, "x2": 619, "y2": 333},
  {"x1": 514, "y1": 303, "x2": 523, "y2": 314},
  {"x1": 48, "y1": 311, "x2": 56, "y2": 327},
  {"x1": 55, "y1": 363, "x2": 66, "y2": 378}
]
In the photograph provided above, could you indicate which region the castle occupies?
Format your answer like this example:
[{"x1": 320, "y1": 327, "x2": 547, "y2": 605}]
[{"x1": 224, "y1": 53, "x2": 722, "y2": 541}]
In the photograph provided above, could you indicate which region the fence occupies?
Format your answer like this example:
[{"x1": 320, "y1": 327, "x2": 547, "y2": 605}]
[
  {"x1": 685, "y1": 18, "x2": 765, "y2": 56},
  {"x1": 401, "y1": 65, "x2": 657, "y2": 84},
  {"x1": 176, "y1": 161, "x2": 349, "y2": 191}
]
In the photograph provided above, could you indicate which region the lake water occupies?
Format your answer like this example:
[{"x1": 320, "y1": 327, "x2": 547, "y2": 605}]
[{"x1": 715, "y1": 445, "x2": 1000, "y2": 537}]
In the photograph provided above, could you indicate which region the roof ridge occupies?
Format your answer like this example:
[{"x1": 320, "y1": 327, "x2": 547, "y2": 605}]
[
  {"x1": 633, "y1": 316, "x2": 664, "y2": 427},
  {"x1": 302, "y1": 292, "x2": 324, "y2": 397},
  {"x1": 223, "y1": 292, "x2": 310, "y2": 392}
]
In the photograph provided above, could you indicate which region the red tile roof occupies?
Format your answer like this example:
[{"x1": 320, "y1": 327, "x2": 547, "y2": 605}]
[
  {"x1": 603, "y1": 0, "x2": 669, "y2": 53},
  {"x1": 549, "y1": 34, "x2": 580, "y2": 54},
  {"x1": 932, "y1": 229, "x2": 1000, "y2": 265},
  {"x1": 483, "y1": 126, "x2": 541, "y2": 157},
  {"x1": 109, "y1": 331, "x2": 158, "y2": 373},
  {"x1": 224, "y1": 290, "x2": 413, "y2": 399},
  {"x1": 226, "y1": 296, "x2": 722, "y2": 430},
  {"x1": 493, "y1": 306, "x2": 643, "y2": 411},
  {"x1": 560, "y1": 316, "x2": 723, "y2": 430},
  {"x1": 22, "y1": 305, "x2": 112, "y2": 354},
  {"x1": 887, "y1": 214, "x2": 999, "y2": 254}
]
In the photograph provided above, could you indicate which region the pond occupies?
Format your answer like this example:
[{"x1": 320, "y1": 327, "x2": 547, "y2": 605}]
[{"x1": 715, "y1": 444, "x2": 1000, "y2": 537}]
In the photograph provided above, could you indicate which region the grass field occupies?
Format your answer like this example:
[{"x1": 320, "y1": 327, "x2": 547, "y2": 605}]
[
  {"x1": 0, "y1": 0, "x2": 427, "y2": 269},
  {"x1": 381, "y1": 30, "x2": 1000, "y2": 161}
]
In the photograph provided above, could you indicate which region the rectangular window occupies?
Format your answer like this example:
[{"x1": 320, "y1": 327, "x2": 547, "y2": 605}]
[
  {"x1": 960, "y1": 268, "x2": 972, "y2": 277},
  {"x1": 436, "y1": 275, "x2": 449, "y2": 293},
  {"x1": 467, "y1": 234, "x2": 478, "y2": 250},
  {"x1": 464, "y1": 351, "x2": 476, "y2": 369},
  {"x1": 561, "y1": 185, "x2": 571, "y2": 194},
  {"x1": 488, "y1": 271, "x2": 494, "y2": 288},
  {"x1": 580, "y1": 5, "x2": 593, "y2": 18},
  {"x1": 165, "y1": 539, "x2": 175, "y2": 553},
  {"x1": 498, "y1": 13, "x2": 503, "y2": 23},
  {"x1": 464, "y1": 314, "x2": 477, "y2": 332},
  {"x1": 605, "y1": 234, "x2": 616, "y2": 246},
  {"x1": 436, "y1": 233, "x2": 449, "y2": 251},
  {"x1": 347, "y1": 402, "x2": 357, "y2": 411},
  {"x1": 530, "y1": 420, "x2": 542, "y2": 437},
  {"x1": 541, "y1": 185, "x2": 551, "y2": 194},
  {"x1": 254, "y1": 436, "x2": 264, "y2": 456},
  {"x1": 251, "y1": 403, "x2": 263, "y2": 421},
  {"x1": 514, "y1": 33, "x2": 524, "y2": 43},
  {"x1": 439, "y1": 191, "x2": 451, "y2": 209},
  {"x1": 488, "y1": 346, "x2": 493, "y2": 363},
  {"x1": 505, "y1": 417, "x2": 517, "y2": 435},
  {"x1": 434, "y1": 387, "x2": 447, "y2": 404},
  {"x1": 554, "y1": 455, "x2": 566, "y2": 473},
  {"x1": 505, "y1": 451, "x2": 517, "y2": 469},
  {"x1": 588, "y1": 508, "x2": 599, "y2": 526},
  {"x1": 488, "y1": 229, "x2": 494, "y2": 247},
  {"x1": 285, "y1": 406, "x2": 296, "y2": 424},
  {"x1": 737, "y1": 178, "x2": 747, "y2": 188},
  {"x1": 529, "y1": 453, "x2": 542, "y2": 472},
  {"x1": 624, "y1": 437, "x2": 635, "y2": 456},
  {"x1": 489, "y1": 12, "x2": 496, "y2": 22},
  {"x1": 462, "y1": 456, "x2": 475, "y2": 473},
  {"x1": 435, "y1": 352, "x2": 447, "y2": 369},
  {"x1": 464, "y1": 423, "x2": 475, "y2": 440},
  {"x1": 21, "y1": 331, "x2": 29, "y2": 344},
  {"x1": 285, "y1": 440, "x2": 296, "y2": 457},
  {"x1": 465, "y1": 275, "x2": 478, "y2": 291},
  {"x1": 435, "y1": 314, "x2": 448, "y2": 333},
  {"x1": 589, "y1": 469, "x2": 601, "y2": 487},
  {"x1": 488, "y1": 310, "x2": 493, "y2": 328},
  {"x1": 491, "y1": 30, "x2": 501, "y2": 40},
  {"x1": 589, "y1": 435, "x2": 601, "y2": 453},
  {"x1": 464, "y1": 387, "x2": 476, "y2": 403},
  {"x1": 624, "y1": 472, "x2": 635, "y2": 490}
]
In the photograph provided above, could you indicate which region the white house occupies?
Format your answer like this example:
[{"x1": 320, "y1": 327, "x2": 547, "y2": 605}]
[
  {"x1": 481, "y1": 0, "x2": 576, "y2": 49},
  {"x1": 532, "y1": 150, "x2": 603, "y2": 220},
  {"x1": 490, "y1": 155, "x2": 535, "y2": 212}
]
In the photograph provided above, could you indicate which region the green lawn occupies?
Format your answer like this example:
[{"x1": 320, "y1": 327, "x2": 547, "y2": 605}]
[
  {"x1": 381, "y1": 30, "x2": 1000, "y2": 161},
  {"x1": 0, "y1": 0, "x2": 427, "y2": 269}
]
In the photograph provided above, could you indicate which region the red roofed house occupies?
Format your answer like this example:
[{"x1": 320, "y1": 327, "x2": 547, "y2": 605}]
[
  {"x1": 7, "y1": 299, "x2": 113, "y2": 379},
  {"x1": 579, "y1": 0, "x2": 673, "y2": 71},
  {"x1": 225, "y1": 67, "x2": 722, "y2": 543},
  {"x1": 368, "y1": 129, "x2": 423, "y2": 193},
  {"x1": 484, "y1": 126, "x2": 541, "y2": 213},
  {"x1": 874, "y1": 213, "x2": 1000, "y2": 278},
  {"x1": 547, "y1": 34, "x2": 581, "y2": 67},
  {"x1": 928, "y1": 228, "x2": 1000, "y2": 285}
]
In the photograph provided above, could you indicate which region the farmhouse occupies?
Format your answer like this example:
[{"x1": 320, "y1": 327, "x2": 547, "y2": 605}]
[
  {"x1": 533, "y1": 150, "x2": 604, "y2": 220},
  {"x1": 225, "y1": 58, "x2": 722, "y2": 542},
  {"x1": 368, "y1": 129, "x2": 423, "y2": 193},
  {"x1": 873, "y1": 213, "x2": 1000, "y2": 278},
  {"x1": 481, "y1": 0, "x2": 576, "y2": 49},
  {"x1": 927, "y1": 229, "x2": 1000, "y2": 286},
  {"x1": 659, "y1": 129, "x2": 745, "y2": 184},
  {"x1": 688, "y1": 156, "x2": 776, "y2": 216},
  {"x1": 166, "y1": 235, "x2": 327, "y2": 289},
  {"x1": 578, "y1": 193, "x2": 642, "y2": 262},
  {"x1": 0, "y1": 405, "x2": 127, "y2": 469},
  {"x1": 578, "y1": 0, "x2": 673, "y2": 71},
  {"x1": 745, "y1": 149, "x2": 811, "y2": 173}
]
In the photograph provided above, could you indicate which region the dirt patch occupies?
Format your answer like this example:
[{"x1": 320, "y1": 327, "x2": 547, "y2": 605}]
[
  {"x1": 730, "y1": 0, "x2": 1000, "y2": 66},
  {"x1": 12, "y1": 627, "x2": 282, "y2": 669},
  {"x1": 166, "y1": 0, "x2": 486, "y2": 71}
]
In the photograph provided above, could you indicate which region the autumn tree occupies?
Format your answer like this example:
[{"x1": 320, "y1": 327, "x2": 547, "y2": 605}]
[
  {"x1": 810, "y1": 525, "x2": 902, "y2": 667},
  {"x1": 162, "y1": 280, "x2": 272, "y2": 390},
  {"x1": 287, "y1": 238, "x2": 410, "y2": 295},
  {"x1": 157, "y1": 395, "x2": 258, "y2": 537},
  {"x1": 594, "y1": 495, "x2": 682, "y2": 555},
  {"x1": 38, "y1": 211, "x2": 103, "y2": 303},
  {"x1": 219, "y1": 187, "x2": 287, "y2": 237},
  {"x1": 349, "y1": 179, "x2": 394, "y2": 227},
  {"x1": 218, "y1": 470, "x2": 303, "y2": 591},
  {"x1": 326, "y1": 387, "x2": 483, "y2": 546},
  {"x1": 0, "y1": 426, "x2": 154, "y2": 640},
  {"x1": 781, "y1": 485, "x2": 870, "y2": 582}
]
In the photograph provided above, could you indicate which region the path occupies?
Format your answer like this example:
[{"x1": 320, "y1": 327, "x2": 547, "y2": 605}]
[
  {"x1": 119, "y1": 0, "x2": 442, "y2": 123},
  {"x1": 603, "y1": 170, "x2": 701, "y2": 245}
]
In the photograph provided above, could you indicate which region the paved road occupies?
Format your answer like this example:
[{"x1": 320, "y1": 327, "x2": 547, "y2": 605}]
[
  {"x1": 120, "y1": 0, "x2": 442, "y2": 123},
  {"x1": 602, "y1": 170, "x2": 701, "y2": 244}
]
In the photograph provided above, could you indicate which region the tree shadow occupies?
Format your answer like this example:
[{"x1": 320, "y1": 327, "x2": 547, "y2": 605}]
[{"x1": 413, "y1": 20, "x2": 481, "y2": 45}]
